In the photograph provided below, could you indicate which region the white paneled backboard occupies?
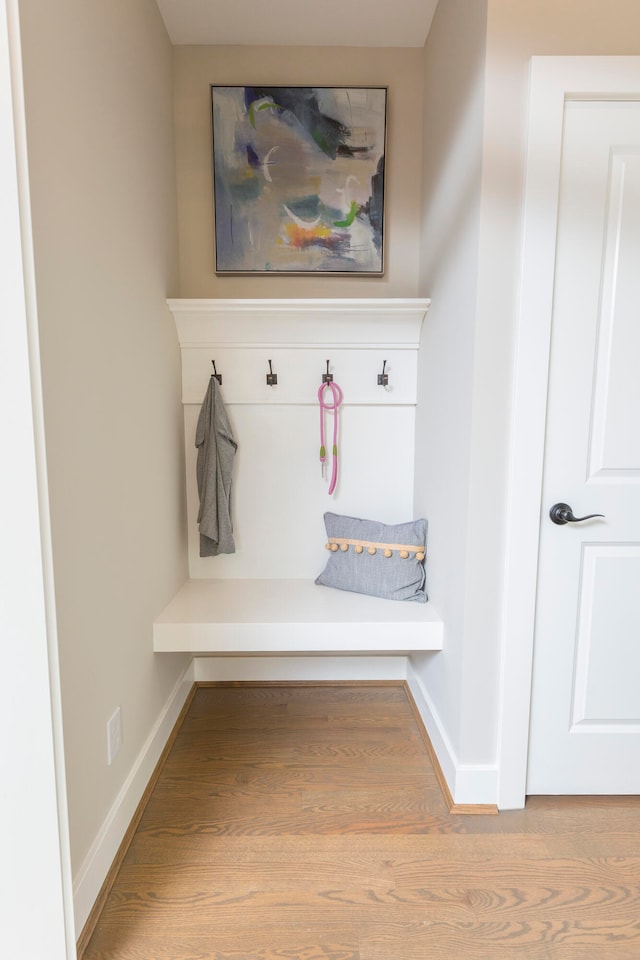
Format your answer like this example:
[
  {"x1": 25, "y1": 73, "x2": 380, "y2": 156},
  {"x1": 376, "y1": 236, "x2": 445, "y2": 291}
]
[{"x1": 168, "y1": 299, "x2": 429, "y2": 580}]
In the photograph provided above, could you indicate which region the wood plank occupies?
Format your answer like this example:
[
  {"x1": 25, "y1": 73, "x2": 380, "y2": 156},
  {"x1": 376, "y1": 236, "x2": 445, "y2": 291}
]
[
  {"x1": 84, "y1": 929, "x2": 361, "y2": 960},
  {"x1": 360, "y1": 919, "x2": 640, "y2": 959},
  {"x1": 97, "y1": 859, "x2": 639, "y2": 926},
  {"x1": 122, "y1": 830, "x2": 640, "y2": 867},
  {"x1": 151, "y1": 769, "x2": 441, "y2": 802}
]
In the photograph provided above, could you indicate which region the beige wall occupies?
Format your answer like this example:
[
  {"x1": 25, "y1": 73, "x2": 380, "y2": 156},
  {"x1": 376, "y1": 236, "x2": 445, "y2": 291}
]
[
  {"x1": 173, "y1": 45, "x2": 424, "y2": 298},
  {"x1": 19, "y1": 0, "x2": 188, "y2": 876}
]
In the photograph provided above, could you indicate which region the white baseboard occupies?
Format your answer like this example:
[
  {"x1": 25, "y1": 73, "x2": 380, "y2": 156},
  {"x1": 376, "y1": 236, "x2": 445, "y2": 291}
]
[
  {"x1": 193, "y1": 655, "x2": 408, "y2": 683},
  {"x1": 72, "y1": 659, "x2": 195, "y2": 937},
  {"x1": 407, "y1": 660, "x2": 498, "y2": 806}
]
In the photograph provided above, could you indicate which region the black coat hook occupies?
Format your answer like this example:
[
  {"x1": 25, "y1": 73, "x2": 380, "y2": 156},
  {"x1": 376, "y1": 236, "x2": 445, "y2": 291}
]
[
  {"x1": 211, "y1": 360, "x2": 222, "y2": 385},
  {"x1": 266, "y1": 359, "x2": 278, "y2": 386},
  {"x1": 377, "y1": 360, "x2": 389, "y2": 386},
  {"x1": 322, "y1": 360, "x2": 333, "y2": 383}
]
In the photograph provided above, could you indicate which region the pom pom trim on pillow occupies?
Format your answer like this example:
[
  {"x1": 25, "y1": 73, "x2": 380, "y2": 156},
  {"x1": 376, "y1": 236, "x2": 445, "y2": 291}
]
[{"x1": 325, "y1": 538, "x2": 426, "y2": 563}]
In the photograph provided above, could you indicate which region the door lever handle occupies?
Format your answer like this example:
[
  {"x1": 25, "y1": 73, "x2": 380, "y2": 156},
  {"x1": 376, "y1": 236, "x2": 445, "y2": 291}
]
[{"x1": 549, "y1": 502, "x2": 605, "y2": 525}]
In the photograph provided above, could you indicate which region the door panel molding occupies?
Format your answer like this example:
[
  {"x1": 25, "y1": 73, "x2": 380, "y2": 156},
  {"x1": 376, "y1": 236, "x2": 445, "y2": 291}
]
[
  {"x1": 571, "y1": 543, "x2": 640, "y2": 730},
  {"x1": 589, "y1": 146, "x2": 640, "y2": 477}
]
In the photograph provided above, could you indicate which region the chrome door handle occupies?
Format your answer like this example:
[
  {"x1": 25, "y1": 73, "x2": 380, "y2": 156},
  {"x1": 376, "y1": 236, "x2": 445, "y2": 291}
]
[{"x1": 549, "y1": 502, "x2": 605, "y2": 525}]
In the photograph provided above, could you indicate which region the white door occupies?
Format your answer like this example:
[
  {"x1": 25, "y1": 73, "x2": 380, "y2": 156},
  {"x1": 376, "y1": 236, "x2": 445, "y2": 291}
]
[{"x1": 527, "y1": 100, "x2": 640, "y2": 794}]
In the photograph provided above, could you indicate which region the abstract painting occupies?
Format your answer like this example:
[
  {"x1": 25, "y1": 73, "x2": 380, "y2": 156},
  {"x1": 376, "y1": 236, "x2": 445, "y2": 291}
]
[{"x1": 211, "y1": 86, "x2": 387, "y2": 274}]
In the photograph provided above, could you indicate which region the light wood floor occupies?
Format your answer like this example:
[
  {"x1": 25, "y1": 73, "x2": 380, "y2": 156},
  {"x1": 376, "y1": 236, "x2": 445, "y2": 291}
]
[{"x1": 80, "y1": 682, "x2": 640, "y2": 960}]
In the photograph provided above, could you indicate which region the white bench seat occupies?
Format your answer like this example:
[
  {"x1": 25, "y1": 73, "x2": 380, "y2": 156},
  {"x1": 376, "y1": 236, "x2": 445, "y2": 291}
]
[{"x1": 153, "y1": 579, "x2": 443, "y2": 655}]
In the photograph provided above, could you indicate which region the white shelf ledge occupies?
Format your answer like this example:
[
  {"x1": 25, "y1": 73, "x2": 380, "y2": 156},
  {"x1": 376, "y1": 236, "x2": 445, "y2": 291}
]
[
  {"x1": 153, "y1": 579, "x2": 443, "y2": 655},
  {"x1": 168, "y1": 298, "x2": 430, "y2": 349}
]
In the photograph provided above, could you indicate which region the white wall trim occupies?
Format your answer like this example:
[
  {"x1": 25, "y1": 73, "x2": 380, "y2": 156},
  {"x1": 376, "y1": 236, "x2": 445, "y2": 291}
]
[
  {"x1": 406, "y1": 660, "x2": 457, "y2": 793},
  {"x1": 454, "y1": 765, "x2": 500, "y2": 806},
  {"x1": 498, "y1": 56, "x2": 640, "y2": 810},
  {"x1": 407, "y1": 660, "x2": 458, "y2": 797},
  {"x1": 193, "y1": 655, "x2": 408, "y2": 683},
  {"x1": 72, "y1": 660, "x2": 195, "y2": 937},
  {"x1": 407, "y1": 660, "x2": 497, "y2": 805},
  {"x1": 1, "y1": 1, "x2": 75, "y2": 955}
]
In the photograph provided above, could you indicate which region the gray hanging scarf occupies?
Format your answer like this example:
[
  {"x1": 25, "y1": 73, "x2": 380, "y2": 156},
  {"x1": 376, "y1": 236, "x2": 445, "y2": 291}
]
[{"x1": 195, "y1": 376, "x2": 237, "y2": 556}]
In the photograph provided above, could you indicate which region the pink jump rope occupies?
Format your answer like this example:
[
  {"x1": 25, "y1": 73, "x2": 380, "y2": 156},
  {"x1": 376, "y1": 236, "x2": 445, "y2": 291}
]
[{"x1": 318, "y1": 378, "x2": 343, "y2": 495}]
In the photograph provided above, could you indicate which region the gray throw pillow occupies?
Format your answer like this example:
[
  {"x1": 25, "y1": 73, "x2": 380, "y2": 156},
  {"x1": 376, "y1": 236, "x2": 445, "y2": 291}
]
[{"x1": 315, "y1": 512, "x2": 427, "y2": 602}]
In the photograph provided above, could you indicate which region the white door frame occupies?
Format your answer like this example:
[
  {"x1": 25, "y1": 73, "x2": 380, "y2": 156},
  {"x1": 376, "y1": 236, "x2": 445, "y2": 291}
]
[
  {"x1": 1, "y1": 0, "x2": 75, "y2": 954},
  {"x1": 497, "y1": 56, "x2": 640, "y2": 810}
]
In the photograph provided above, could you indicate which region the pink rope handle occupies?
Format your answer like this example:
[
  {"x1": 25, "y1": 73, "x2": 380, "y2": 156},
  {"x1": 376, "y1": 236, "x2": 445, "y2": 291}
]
[{"x1": 318, "y1": 381, "x2": 343, "y2": 495}]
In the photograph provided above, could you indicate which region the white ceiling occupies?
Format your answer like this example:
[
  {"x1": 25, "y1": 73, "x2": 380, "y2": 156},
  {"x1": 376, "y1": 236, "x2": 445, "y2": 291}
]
[{"x1": 155, "y1": 0, "x2": 439, "y2": 48}]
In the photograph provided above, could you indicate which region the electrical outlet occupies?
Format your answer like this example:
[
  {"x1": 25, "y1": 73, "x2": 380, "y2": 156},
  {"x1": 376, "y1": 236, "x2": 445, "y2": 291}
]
[{"x1": 106, "y1": 707, "x2": 122, "y2": 765}]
